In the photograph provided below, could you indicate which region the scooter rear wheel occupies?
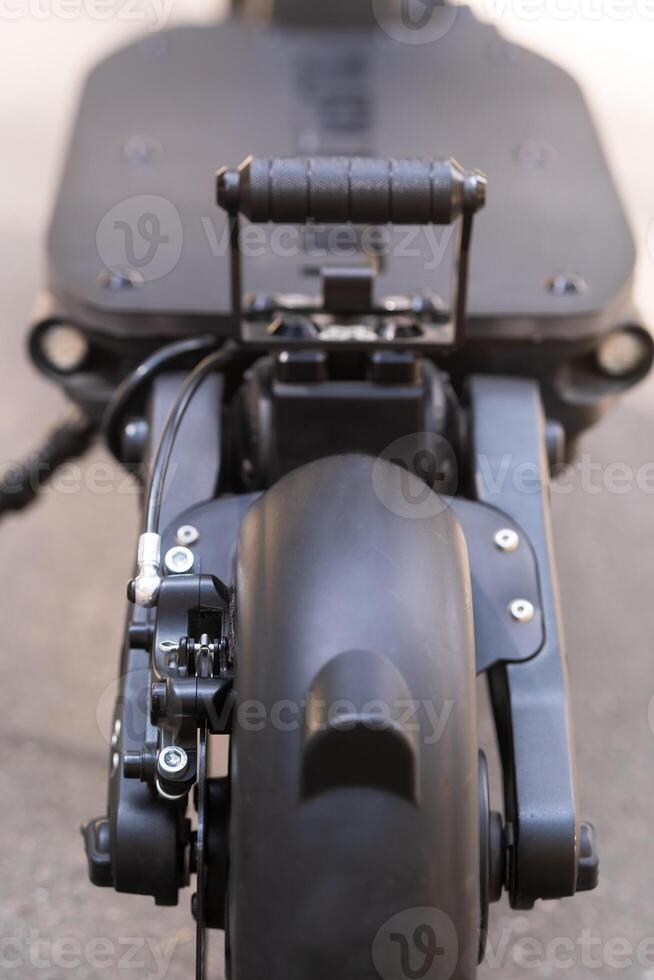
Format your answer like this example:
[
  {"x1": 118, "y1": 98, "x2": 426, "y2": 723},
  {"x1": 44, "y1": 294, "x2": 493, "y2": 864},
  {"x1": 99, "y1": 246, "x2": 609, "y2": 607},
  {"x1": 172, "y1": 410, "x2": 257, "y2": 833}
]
[{"x1": 227, "y1": 454, "x2": 480, "y2": 980}]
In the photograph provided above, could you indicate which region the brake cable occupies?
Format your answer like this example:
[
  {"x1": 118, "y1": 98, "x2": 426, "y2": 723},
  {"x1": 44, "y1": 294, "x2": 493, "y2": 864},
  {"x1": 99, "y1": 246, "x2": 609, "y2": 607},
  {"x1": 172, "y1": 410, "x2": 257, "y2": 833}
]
[
  {"x1": 130, "y1": 341, "x2": 240, "y2": 608},
  {"x1": 102, "y1": 334, "x2": 220, "y2": 461}
]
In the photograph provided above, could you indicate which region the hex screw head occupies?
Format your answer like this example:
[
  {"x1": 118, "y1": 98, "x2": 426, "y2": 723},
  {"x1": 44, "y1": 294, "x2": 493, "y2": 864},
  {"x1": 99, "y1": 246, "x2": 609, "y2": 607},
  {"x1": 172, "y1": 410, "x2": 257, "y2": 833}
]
[
  {"x1": 494, "y1": 528, "x2": 520, "y2": 553},
  {"x1": 164, "y1": 546, "x2": 194, "y2": 574},
  {"x1": 158, "y1": 746, "x2": 188, "y2": 776},
  {"x1": 509, "y1": 599, "x2": 535, "y2": 624}
]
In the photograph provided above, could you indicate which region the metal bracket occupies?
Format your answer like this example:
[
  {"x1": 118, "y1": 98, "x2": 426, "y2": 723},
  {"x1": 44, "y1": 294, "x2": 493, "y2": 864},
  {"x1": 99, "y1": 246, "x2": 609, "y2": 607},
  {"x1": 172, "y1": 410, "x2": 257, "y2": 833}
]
[
  {"x1": 469, "y1": 374, "x2": 580, "y2": 909},
  {"x1": 449, "y1": 498, "x2": 545, "y2": 673}
]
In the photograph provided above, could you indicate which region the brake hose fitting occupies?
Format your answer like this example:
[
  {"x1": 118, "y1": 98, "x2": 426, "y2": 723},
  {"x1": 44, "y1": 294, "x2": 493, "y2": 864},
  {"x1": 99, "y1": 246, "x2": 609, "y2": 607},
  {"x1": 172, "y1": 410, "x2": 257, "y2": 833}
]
[{"x1": 129, "y1": 532, "x2": 162, "y2": 608}]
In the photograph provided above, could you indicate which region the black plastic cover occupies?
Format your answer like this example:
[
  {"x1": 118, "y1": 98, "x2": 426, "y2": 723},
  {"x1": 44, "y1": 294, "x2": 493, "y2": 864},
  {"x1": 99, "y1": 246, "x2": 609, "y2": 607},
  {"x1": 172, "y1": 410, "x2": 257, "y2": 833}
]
[{"x1": 230, "y1": 455, "x2": 480, "y2": 979}]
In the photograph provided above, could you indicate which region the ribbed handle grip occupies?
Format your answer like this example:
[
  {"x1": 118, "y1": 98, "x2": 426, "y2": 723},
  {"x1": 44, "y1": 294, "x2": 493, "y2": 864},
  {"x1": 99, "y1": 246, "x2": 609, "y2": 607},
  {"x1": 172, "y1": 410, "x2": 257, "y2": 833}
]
[{"x1": 217, "y1": 157, "x2": 486, "y2": 225}]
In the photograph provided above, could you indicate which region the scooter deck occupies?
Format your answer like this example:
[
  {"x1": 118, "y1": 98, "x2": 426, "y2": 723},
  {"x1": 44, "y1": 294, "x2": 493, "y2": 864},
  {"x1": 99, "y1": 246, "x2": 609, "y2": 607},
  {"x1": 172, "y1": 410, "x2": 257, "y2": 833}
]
[{"x1": 47, "y1": 9, "x2": 634, "y2": 342}]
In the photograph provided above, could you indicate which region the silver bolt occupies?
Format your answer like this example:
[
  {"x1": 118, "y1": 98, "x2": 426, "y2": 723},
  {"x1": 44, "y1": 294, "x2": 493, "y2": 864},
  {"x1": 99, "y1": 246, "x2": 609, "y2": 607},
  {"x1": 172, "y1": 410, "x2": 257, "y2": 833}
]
[
  {"x1": 118, "y1": 135, "x2": 162, "y2": 166},
  {"x1": 464, "y1": 170, "x2": 487, "y2": 212},
  {"x1": 382, "y1": 295, "x2": 411, "y2": 313},
  {"x1": 275, "y1": 292, "x2": 317, "y2": 309},
  {"x1": 175, "y1": 524, "x2": 200, "y2": 547},
  {"x1": 509, "y1": 599, "x2": 535, "y2": 624},
  {"x1": 98, "y1": 268, "x2": 144, "y2": 291},
  {"x1": 158, "y1": 746, "x2": 188, "y2": 776},
  {"x1": 164, "y1": 546, "x2": 194, "y2": 574},
  {"x1": 545, "y1": 273, "x2": 587, "y2": 297},
  {"x1": 494, "y1": 528, "x2": 520, "y2": 553},
  {"x1": 514, "y1": 140, "x2": 556, "y2": 171},
  {"x1": 111, "y1": 751, "x2": 120, "y2": 776}
]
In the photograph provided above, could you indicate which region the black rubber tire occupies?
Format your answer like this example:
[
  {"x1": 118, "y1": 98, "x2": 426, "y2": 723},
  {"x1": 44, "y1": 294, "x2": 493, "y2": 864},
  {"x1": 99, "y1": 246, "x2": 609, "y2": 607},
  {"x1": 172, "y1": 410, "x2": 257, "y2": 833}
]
[{"x1": 228, "y1": 454, "x2": 479, "y2": 980}]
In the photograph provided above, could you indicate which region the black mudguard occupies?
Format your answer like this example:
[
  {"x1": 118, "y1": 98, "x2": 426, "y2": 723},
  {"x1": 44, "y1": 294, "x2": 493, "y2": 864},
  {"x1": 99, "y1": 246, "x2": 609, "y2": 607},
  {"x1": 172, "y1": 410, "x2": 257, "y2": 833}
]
[{"x1": 230, "y1": 454, "x2": 479, "y2": 980}]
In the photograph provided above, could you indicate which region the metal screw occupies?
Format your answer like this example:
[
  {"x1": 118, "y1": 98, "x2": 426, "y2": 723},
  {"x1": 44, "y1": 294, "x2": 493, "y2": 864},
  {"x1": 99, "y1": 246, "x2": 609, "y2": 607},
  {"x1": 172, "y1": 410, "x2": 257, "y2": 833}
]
[
  {"x1": 464, "y1": 171, "x2": 487, "y2": 212},
  {"x1": 98, "y1": 268, "x2": 144, "y2": 291},
  {"x1": 545, "y1": 273, "x2": 587, "y2": 297},
  {"x1": 119, "y1": 135, "x2": 162, "y2": 166},
  {"x1": 176, "y1": 525, "x2": 200, "y2": 547},
  {"x1": 494, "y1": 528, "x2": 520, "y2": 553},
  {"x1": 274, "y1": 292, "x2": 317, "y2": 310},
  {"x1": 514, "y1": 141, "x2": 556, "y2": 171},
  {"x1": 164, "y1": 546, "x2": 194, "y2": 574},
  {"x1": 382, "y1": 293, "x2": 444, "y2": 316},
  {"x1": 158, "y1": 746, "x2": 188, "y2": 776},
  {"x1": 509, "y1": 599, "x2": 535, "y2": 624}
]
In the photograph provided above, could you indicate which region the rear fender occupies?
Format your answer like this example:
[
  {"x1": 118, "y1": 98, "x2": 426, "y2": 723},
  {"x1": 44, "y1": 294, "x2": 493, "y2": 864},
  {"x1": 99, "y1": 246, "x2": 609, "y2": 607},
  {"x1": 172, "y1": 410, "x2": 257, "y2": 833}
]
[{"x1": 230, "y1": 454, "x2": 479, "y2": 980}]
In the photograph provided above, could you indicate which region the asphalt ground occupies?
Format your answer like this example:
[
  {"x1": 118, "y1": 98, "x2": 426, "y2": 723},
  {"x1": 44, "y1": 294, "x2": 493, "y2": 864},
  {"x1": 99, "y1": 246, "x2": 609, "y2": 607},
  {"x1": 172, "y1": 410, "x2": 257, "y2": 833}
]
[{"x1": 1, "y1": 6, "x2": 654, "y2": 978}]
